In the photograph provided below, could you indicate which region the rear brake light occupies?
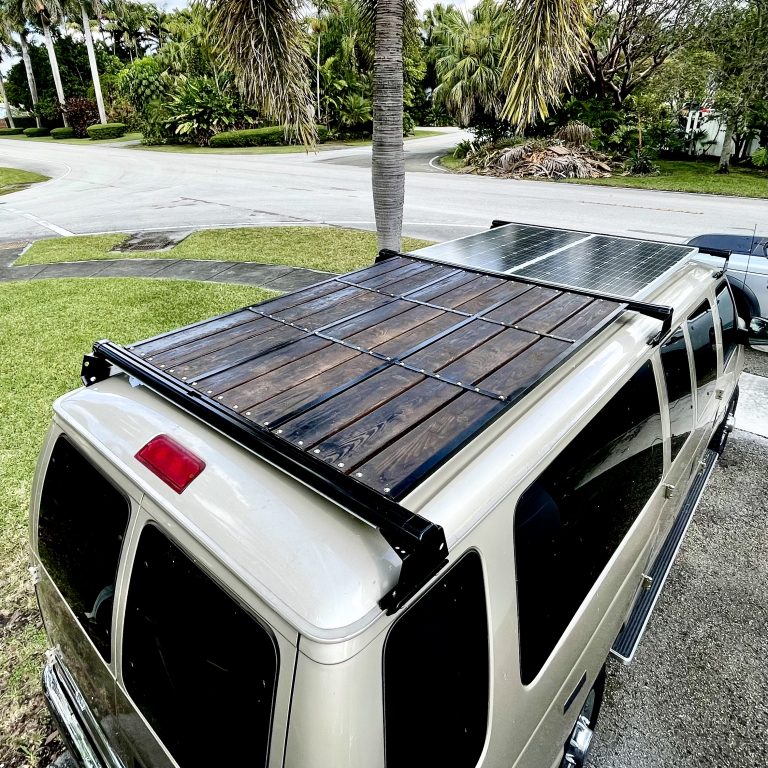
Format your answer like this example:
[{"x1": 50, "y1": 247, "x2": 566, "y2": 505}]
[{"x1": 135, "y1": 435, "x2": 205, "y2": 494}]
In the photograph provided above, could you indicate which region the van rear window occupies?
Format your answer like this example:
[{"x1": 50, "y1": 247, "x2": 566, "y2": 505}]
[
  {"x1": 122, "y1": 525, "x2": 278, "y2": 768},
  {"x1": 687, "y1": 300, "x2": 718, "y2": 413},
  {"x1": 514, "y1": 361, "x2": 663, "y2": 683},
  {"x1": 660, "y1": 327, "x2": 694, "y2": 462},
  {"x1": 716, "y1": 285, "x2": 737, "y2": 365},
  {"x1": 37, "y1": 436, "x2": 130, "y2": 662}
]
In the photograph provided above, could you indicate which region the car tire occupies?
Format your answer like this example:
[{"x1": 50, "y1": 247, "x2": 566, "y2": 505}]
[
  {"x1": 560, "y1": 666, "x2": 606, "y2": 768},
  {"x1": 709, "y1": 386, "x2": 739, "y2": 455}
]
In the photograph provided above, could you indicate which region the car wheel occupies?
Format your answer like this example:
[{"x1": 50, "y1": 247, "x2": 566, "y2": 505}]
[
  {"x1": 560, "y1": 666, "x2": 606, "y2": 768},
  {"x1": 709, "y1": 387, "x2": 739, "y2": 455}
]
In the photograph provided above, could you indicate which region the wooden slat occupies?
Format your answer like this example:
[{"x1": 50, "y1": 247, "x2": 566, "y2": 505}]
[
  {"x1": 292, "y1": 290, "x2": 392, "y2": 331},
  {"x1": 245, "y1": 355, "x2": 382, "y2": 427},
  {"x1": 220, "y1": 343, "x2": 360, "y2": 412},
  {"x1": 272, "y1": 284, "x2": 362, "y2": 322},
  {"x1": 252, "y1": 279, "x2": 343, "y2": 316},
  {"x1": 195, "y1": 335, "x2": 330, "y2": 394},
  {"x1": 479, "y1": 337, "x2": 571, "y2": 398},
  {"x1": 324, "y1": 299, "x2": 418, "y2": 340},
  {"x1": 280, "y1": 367, "x2": 423, "y2": 449},
  {"x1": 404, "y1": 319, "x2": 504, "y2": 374},
  {"x1": 484, "y1": 286, "x2": 561, "y2": 325},
  {"x1": 340, "y1": 256, "x2": 413, "y2": 281},
  {"x1": 352, "y1": 393, "x2": 505, "y2": 496},
  {"x1": 553, "y1": 299, "x2": 620, "y2": 339},
  {"x1": 343, "y1": 305, "x2": 447, "y2": 351},
  {"x1": 515, "y1": 293, "x2": 593, "y2": 334},
  {"x1": 353, "y1": 261, "x2": 433, "y2": 290},
  {"x1": 131, "y1": 309, "x2": 257, "y2": 358},
  {"x1": 455, "y1": 281, "x2": 531, "y2": 315},
  {"x1": 312, "y1": 378, "x2": 459, "y2": 470},
  {"x1": 421, "y1": 274, "x2": 508, "y2": 309},
  {"x1": 376, "y1": 265, "x2": 461, "y2": 297},
  {"x1": 373, "y1": 312, "x2": 464, "y2": 358},
  {"x1": 405, "y1": 271, "x2": 478, "y2": 302}
]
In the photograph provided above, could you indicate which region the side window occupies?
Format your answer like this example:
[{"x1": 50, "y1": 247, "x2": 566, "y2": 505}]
[
  {"x1": 122, "y1": 526, "x2": 278, "y2": 768},
  {"x1": 514, "y1": 361, "x2": 663, "y2": 683},
  {"x1": 384, "y1": 552, "x2": 488, "y2": 767},
  {"x1": 687, "y1": 300, "x2": 717, "y2": 413},
  {"x1": 37, "y1": 436, "x2": 130, "y2": 662},
  {"x1": 660, "y1": 327, "x2": 694, "y2": 462},
  {"x1": 716, "y1": 284, "x2": 738, "y2": 365}
]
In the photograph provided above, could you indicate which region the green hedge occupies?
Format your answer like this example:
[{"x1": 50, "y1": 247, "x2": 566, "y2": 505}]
[
  {"x1": 87, "y1": 122, "x2": 127, "y2": 140},
  {"x1": 51, "y1": 127, "x2": 76, "y2": 140},
  {"x1": 0, "y1": 127, "x2": 24, "y2": 136},
  {"x1": 209, "y1": 125, "x2": 329, "y2": 148},
  {"x1": 23, "y1": 127, "x2": 50, "y2": 137}
]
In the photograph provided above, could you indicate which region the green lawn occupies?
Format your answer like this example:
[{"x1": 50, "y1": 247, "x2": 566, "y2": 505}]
[
  {"x1": 0, "y1": 278, "x2": 275, "y2": 767},
  {"x1": 0, "y1": 132, "x2": 143, "y2": 145},
  {"x1": 439, "y1": 152, "x2": 466, "y2": 171},
  {"x1": 17, "y1": 227, "x2": 434, "y2": 273},
  {"x1": 0, "y1": 167, "x2": 49, "y2": 195}
]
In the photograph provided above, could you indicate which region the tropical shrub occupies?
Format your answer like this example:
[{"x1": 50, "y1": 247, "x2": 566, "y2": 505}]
[
  {"x1": 0, "y1": 127, "x2": 24, "y2": 135},
  {"x1": 555, "y1": 121, "x2": 594, "y2": 146},
  {"x1": 751, "y1": 147, "x2": 768, "y2": 168},
  {"x1": 51, "y1": 127, "x2": 76, "y2": 139},
  {"x1": 107, "y1": 99, "x2": 142, "y2": 132},
  {"x1": 117, "y1": 57, "x2": 168, "y2": 114},
  {"x1": 624, "y1": 148, "x2": 660, "y2": 176},
  {"x1": 141, "y1": 101, "x2": 174, "y2": 145},
  {"x1": 33, "y1": 96, "x2": 61, "y2": 124},
  {"x1": 87, "y1": 123, "x2": 127, "y2": 140},
  {"x1": 163, "y1": 77, "x2": 252, "y2": 146},
  {"x1": 61, "y1": 98, "x2": 100, "y2": 138},
  {"x1": 210, "y1": 125, "x2": 329, "y2": 148},
  {"x1": 23, "y1": 127, "x2": 50, "y2": 137}
]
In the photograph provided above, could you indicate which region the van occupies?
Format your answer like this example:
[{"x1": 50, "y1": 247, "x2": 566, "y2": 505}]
[{"x1": 30, "y1": 222, "x2": 765, "y2": 768}]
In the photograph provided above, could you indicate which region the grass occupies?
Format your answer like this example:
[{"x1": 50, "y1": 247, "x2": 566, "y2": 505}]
[
  {"x1": 0, "y1": 132, "x2": 142, "y2": 145},
  {"x1": 565, "y1": 160, "x2": 768, "y2": 198},
  {"x1": 439, "y1": 152, "x2": 466, "y2": 171},
  {"x1": 0, "y1": 167, "x2": 50, "y2": 195},
  {"x1": 17, "y1": 227, "x2": 434, "y2": 273},
  {"x1": 133, "y1": 128, "x2": 446, "y2": 154},
  {"x1": 0, "y1": 278, "x2": 276, "y2": 768}
]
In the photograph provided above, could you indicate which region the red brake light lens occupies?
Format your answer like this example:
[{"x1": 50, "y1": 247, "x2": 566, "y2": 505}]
[{"x1": 135, "y1": 435, "x2": 205, "y2": 494}]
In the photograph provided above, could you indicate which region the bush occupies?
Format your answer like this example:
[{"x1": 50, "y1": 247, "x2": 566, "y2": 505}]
[
  {"x1": 61, "y1": 97, "x2": 100, "y2": 138},
  {"x1": 140, "y1": 101, "x2": 174, "y2": 145},
  {"x1": 210, "y1": 125, "x2": 329, "y2": 148},
  {"x1": 117, "y1": 57, "x2": 168, "y2": 114},
  {"x1": 0, "y1": 127, "x2": 24, "y2": 135},
  {"x1": 107, "y1": 98, "x2": 142, "y2": 132},
  {"x1": 751, "y1": 147, "x2": 768, "y2": 168},
  {"x1": 87, "y1": 123, "x2": 127, "y2": 140},
  {"x1": 555, "y1": 121, "x2": 594, "y2": 146},
  {"x1": 623, "y1": 148, "x2": 660, "y2": 176},
  {"x1": 51, "y1": 127, "x2": 76, "y2": 139},
  {"x1": 23, "y1": 127, "x2": 50, "y2": 137}
]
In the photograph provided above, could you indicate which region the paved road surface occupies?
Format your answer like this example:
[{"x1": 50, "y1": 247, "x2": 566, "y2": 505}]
[{"x1": 2, "y1": 129, "x2": 767, "y2": 244}]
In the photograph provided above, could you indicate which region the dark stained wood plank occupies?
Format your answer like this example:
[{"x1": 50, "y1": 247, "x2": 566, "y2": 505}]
[
  {"x1": 479, "y1": 336, "x2": 571, "y2": 399},
  {"x1": 375, "y1": 265, "x2": 461, "y2": 297},
  {"x1": 169, "y1": 324, "x2": 305, "y2": 381},
  {"x1": 421, "y1": 274, "x2": 508, "y2": 309},
  {"x1": 195, "y1": 335, "x2": 331, "y2": 394},
  {"x1": 251, "y1": 279, "x2": 344, "y2": 316},
  {"x1": 455, "y1": 281, "x2": 531, "y2": 315},
  {"x1": 352, "y1": 393, "x2": 505, "y2": 496},
  {"x1": 405, "y1": 271, "x2": 479, "y2": 302},
  {"x1": 340, "y1": 256, "x2": 414, "y2": 282},
  {"x1": 324, "y1": 299, "x2": 417, "y2": 340},
  {"x1": 552, "y1": 299, "x2": 621, "y2": 339},
  {"x1": 220, "y1": 343, "x2": 360, "y2": 412},
  {"x1": 343, "y1": 304, "x2": 448, "y2": 351},
  {"x1": 149, "y1": 316, "x2": 277, "y2": 368},
  {"x1": 293, "y1": 290, "x2": 393, "y2": 331},
  {"x1": 280, "y1": 367, "x2": 423, "y2": 449},
  {"x1": 271, "y1": 284, "x2": 363, "y2": 322},
  {"x1": 354, "y1": 261, "x2": 433, "y2": 290},
  {"x1": 373, "y1": 312, "x2": 464, "y2": 358},
  {"x1": 131, "y1": 309, "x2": 257, "y2": 358},
  {"x1": 404, "y1": 319, "x2": 504, "y2": 373},
  {"x1": 312, "y1": 378, "x2": 460, "y2": 469},
  {"x1": 515, "y1": 293, "x2": 593, "y2": 334},
  {"x1": 244, "y1": 354, "x2": 383, "y2": 427},
  {"x1": 437, "y1": 327, "x2": 538, "y2": 385},
  {"x1": 484, "y1": 286, "x2": 561, "y2": 325}
]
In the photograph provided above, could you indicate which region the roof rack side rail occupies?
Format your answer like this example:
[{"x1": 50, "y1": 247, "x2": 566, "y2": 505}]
[{"x1": 83, "y1": 340, "x2": 449, "y2": 614}]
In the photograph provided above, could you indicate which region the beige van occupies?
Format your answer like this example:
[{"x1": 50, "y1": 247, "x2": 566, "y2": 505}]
[{"x1": 31, "y1": 223, "x2": 757, "y2": 768}]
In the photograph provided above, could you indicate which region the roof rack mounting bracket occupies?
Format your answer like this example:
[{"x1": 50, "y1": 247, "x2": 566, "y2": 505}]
[
  {"x1": 81, "y1": 348, "x2": 114, "y2": 386},
  {"x1": 623, "y1": 301, "x2": 674, "y2": 346}
]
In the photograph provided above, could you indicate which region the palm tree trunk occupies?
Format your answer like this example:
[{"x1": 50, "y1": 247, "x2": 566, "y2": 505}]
[
  {"x1": 0, "y1": 72, "x2": 15, "y2": 128},
  {"x1": 42, "y1": 21, "x2": 69, "y2": 127},
  {"x1": 18, "y1": 34, "x2": 42, "y2": 128},
  {"x1": 372, "y1": 0, "x2": 404, "y2": 252},
  {"x1": 717, "y1": 121, "x2": 734, "y2": 174},
  {"x1": 81, "y1": 4, "x2": 108, "y2": 124},
  {"x1": 316, "y1": 32, "x2": 321, "y2": 122}
]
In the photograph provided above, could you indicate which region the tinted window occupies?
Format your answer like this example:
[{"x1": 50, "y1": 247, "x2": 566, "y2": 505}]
[
  {"x1": 514, "y1": 361, "x2": 663, "y2": 683},
  {"x1": 123, "y1": 526, "x2": 278, "y2": 768},
  {"x1": 660, "y1": 328, "x2": 694, "y2": 462},
  {"x1": 38, "y1": 436, "x2": 130, "y2": 661},
  {"x1": 384, "y1": 552, "x2": 488, "y2": 767},
  {"x1": 687, "y1": 301, "x2": 717, "y2": 412},
  {"x1": 716, "y1": 285, "x2": 737, "y2": 365}
]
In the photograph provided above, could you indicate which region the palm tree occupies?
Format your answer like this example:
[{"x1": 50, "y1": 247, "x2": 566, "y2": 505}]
[
  {"x1": 1, "y1": 0, "x2": 42, "y2": 126},
  {"x1": 73, "y1": 0, "x2": 108, "y2": 123},
  {"x1": 0, "y1": 24, "x2": 15, "y2": 128}
]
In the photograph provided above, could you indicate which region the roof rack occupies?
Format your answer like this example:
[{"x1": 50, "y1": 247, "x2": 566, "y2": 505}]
[{"x1": 82, "y1": 241, "x2": 674, "y2": 613}]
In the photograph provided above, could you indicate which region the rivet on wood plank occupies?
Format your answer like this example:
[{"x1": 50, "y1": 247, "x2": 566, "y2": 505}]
[
  {"x1": 264, "y1": 421, "x2": 270, "y2": 425},
  {"x1": 384, "y1": 487, "x2": 391, "y2": 493},
  {"x1": 276, "y1": 429, "x2": 283, "y2": 434},
  {"x1": 298, "y1": 441, "x2": 304, "y2": 446},
  {"x1": 233, "y1": 405, "x2": 239, "y2": 409},
  {"x1": 207, "y1": 390, "x2": 213, "y2": 394},
  {"x1": 338, "y1": 463, "x2": 344, "y2": 468},
  {"x1": 191, "y1": 382, "x2": 198, "y2": 386},
  {"x1": 169, "y1": 369, "x2": 174, "y2": 373},
  {"x1": 314, "y1": 449, "x2": 320, "y2": 454},
  {"x1": 217, "y1": 396, "x2": 223, "y2": 400},
  {"x1": 245, "y1": 412, "x2": 251, "y2": 416},
  {"x1": 356, "y1": 473, "x2": 363, "y2": 478},
  {"x1": 160, "y1": 364, "x2": 166, "y2": 369}
]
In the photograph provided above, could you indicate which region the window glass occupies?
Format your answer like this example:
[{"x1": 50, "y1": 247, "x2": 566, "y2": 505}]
[
  {"x1": 514, "y1": 361, "x2": 663, "y2": 683},
  {"x1": 660, "y1": 328, "x2": 694, "y2": 462},
  {"x1": 122, "y1": 526, "x2": 278, "y2": 768},
  {"x1": 38, "y1": 436, "x2": 130, "y2": 661},
  {"x1": 716, "y1": 285, "x2": 737, "y2": 365},
  {"x1": 687, "y1": 301, "x2": 718, "y2": 412},
  {"x1": 384, "y1": 552, "x2": 488, "y2": 767}
]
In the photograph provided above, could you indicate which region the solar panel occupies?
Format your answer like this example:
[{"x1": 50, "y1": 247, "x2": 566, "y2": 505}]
[{"x1": 410, "y1": 223, "x2": 694, "y2": 298}]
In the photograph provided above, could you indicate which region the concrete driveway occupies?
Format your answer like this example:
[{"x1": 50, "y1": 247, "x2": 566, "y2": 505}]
[{"x1": 1, "y1": 129, "x2": 767, "y2": 244}]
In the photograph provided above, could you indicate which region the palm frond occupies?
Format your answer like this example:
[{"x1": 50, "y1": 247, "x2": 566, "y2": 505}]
[
  {"x1": 500, "y1": 0, "x2": 591, "y2": 129},
  {"x1": 205, "y1": 0, "x2": 316, "y2": 145}
]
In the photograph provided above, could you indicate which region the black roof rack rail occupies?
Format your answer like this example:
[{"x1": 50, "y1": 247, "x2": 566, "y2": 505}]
[{"x1": 82, "y1": 340, "x2": 448, "y2": 615}]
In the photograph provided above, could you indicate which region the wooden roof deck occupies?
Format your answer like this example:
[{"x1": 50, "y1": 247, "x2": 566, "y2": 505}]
[{"x1": 127, "y1": 255, "x2": 623, "y2": 500}]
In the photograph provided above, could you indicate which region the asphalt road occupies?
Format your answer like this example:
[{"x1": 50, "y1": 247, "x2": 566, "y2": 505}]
[{"x1": 2, "y1": 129, "x2": 768, "y2": 245}]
